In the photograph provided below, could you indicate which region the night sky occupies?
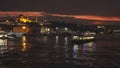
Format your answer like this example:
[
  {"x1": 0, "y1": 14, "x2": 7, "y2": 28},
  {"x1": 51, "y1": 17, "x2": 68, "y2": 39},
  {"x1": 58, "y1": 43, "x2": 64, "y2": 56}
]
[{"x1": 0, "y1": 0, "x2": 120, "y2": 24}]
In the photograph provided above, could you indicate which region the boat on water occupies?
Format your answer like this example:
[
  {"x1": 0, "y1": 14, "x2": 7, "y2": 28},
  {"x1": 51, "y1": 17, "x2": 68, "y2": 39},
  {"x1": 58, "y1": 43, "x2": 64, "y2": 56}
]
[
  {"x1": 71, "y1": 35, "x2": 95, "y2": 42},
  {"x1": 71, "y1": 32, "x2": 96, "y2": 44},
  {"x1": 0, "y1": 31, "x2": 8, "y2": 39},
  {"x1": 7, "y1": 31, "x2": 25, "y2": 37},
  {"x1": 81, "y1": 31, "x2": 96, "y2": 36}
]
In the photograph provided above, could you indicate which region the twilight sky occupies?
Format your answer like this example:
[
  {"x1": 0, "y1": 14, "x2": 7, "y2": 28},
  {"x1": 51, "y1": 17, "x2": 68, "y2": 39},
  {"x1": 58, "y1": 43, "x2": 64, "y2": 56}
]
[{"x1": 0, "y1": 0, "x2": 120, "y2": 24}]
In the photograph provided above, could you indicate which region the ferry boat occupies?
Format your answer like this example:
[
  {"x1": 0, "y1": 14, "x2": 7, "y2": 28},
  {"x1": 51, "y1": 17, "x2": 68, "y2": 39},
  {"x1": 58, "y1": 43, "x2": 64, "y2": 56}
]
[
  {"x1": 0, "y1": 31, "x2": 8, "y2": 39},
  {"x1": 7, "y1": 31, "x2": 25, "y2": 37},
  {"x1": 81, "y1": 31, "x2": 96, "y2": 36},
  {"x1": 71, "y1": 32, "x2": 96, "y2": 43},
  {"x1": 71, "y1": 35, "x2": 94, "y2": 42}
]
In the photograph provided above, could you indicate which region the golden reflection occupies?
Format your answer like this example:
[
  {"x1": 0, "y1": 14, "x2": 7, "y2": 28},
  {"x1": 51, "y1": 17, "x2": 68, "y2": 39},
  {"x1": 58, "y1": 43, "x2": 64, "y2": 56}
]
[
  {"x1": 21, "y1": 42, "x2": 27, "y2": 52},
  {"x1": 0, "y1": 39, "x2": 7, "y2": 45},
  {"x1": 0, "y1": 39, "x2": 8, "y2": 54},
  {"x1": 22, "y1": 36, "x2": 26, "y2": 42},
  {"x1": 21, "y1": 36, "x2": 28, "y2": 52}
]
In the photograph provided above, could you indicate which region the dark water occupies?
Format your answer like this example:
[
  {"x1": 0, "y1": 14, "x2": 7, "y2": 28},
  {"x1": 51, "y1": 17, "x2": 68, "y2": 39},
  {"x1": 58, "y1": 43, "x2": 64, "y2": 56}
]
[{"x1": 0, "y1": 34, "x2": 120, "y2": 68}]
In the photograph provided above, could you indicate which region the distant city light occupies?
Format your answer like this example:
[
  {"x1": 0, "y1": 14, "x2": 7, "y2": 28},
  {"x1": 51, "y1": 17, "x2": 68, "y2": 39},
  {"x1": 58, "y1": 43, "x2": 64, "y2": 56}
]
[
  {"x1": 65, "y1": 28, "x2": 68, "y2": 31},
  {"x1": 56, "y1": 27, "x2": 58, "y2": 29},
  {"x1": 22, "y1": 26, "x2": 26, "y2": 30}
]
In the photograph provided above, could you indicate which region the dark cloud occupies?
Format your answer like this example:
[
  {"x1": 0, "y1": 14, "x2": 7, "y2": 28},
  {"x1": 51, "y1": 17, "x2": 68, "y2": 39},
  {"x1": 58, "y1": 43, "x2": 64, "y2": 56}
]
[{"x1": 0, "y1": 0, "x2": 120, "y2": 17}]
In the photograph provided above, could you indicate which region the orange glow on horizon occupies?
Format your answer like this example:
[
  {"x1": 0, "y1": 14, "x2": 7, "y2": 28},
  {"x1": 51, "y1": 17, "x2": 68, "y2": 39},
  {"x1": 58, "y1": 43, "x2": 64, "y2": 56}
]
[
  {"x1": 92, "y1": 22, "x2": 103, "y2": 24},
  {"x1": 50, "y1": 14, "x2": 120, "y2": 22},
  {"x1": 0, "y1": 11, "x2": 120, "y2": 22},
  {"x1": 0, "y1": 11, "x2": 45, "y2": 17},
  {"x1": 74, "y1": 15, "x2": 120, "y2": 21}
]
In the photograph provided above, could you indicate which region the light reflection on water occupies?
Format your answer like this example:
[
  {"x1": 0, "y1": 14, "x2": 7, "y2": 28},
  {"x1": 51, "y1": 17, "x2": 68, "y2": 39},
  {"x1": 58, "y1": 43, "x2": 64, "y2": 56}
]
[
  {"x1": 55, "y1": 36, "x2": 59, "y2": 45},
  {"x1": 0, "y1": 39, "x2": 8, "y2": 54},
  {"x1": 0, "y1": 35, "x2": 120, "y2": 68},
  {"x1": 21, "y1": 36, "x2": 28, "y2": 52},
  {"x1": 72, "y1": 42, "x2": 96, "y2": 65}
]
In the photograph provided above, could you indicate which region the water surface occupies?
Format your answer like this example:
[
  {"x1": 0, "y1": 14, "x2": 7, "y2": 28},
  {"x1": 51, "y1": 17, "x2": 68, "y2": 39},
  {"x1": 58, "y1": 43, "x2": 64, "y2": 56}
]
[{"x1": 0, "y1": 34, "x2": 120, "y2": 68}]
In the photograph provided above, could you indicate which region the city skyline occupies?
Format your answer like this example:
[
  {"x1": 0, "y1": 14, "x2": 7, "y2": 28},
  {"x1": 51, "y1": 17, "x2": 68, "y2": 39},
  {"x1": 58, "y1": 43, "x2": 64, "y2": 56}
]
[
  {"x1": 0, "y1": 0, "x2": 120, "y2": 24},
  {"x1": 0, "y1": 11, "x2": 120, "y2": 22}
]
